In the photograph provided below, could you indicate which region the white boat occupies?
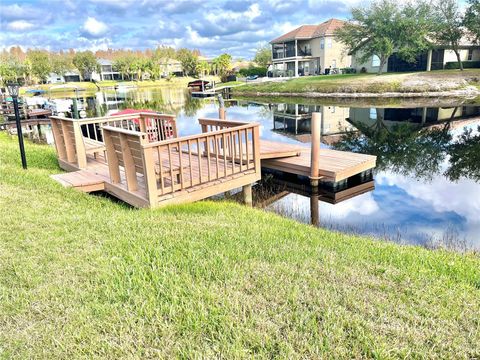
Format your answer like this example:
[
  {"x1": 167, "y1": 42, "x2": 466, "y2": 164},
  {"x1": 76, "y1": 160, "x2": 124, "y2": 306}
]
[
  {"x1": 44, "y1": 98, "x2": 87, "y2": 118},
  {"x1": 25, "y1": 96, "x2": 49, "y2": 108}
]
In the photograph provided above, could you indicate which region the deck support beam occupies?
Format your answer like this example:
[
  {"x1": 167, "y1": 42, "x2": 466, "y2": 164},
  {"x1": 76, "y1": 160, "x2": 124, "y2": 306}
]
[{"x1": 242, "y1": 184, "x2": 253, "y2": 206}]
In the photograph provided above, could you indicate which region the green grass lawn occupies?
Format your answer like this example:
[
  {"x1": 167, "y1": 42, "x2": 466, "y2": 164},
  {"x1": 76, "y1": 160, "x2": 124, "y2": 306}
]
[
  {"x1": 234, "y1": 69, "x2": 480, "y2": 95},
  {"x1": 0, "y1": 133, "x2": 479, "y2": 358}
]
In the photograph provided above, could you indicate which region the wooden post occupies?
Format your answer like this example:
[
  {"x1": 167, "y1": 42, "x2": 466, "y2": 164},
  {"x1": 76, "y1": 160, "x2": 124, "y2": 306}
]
[
  {"x1": 142, "y1": 145, "x2": 158, "y2": 207},
  {"x1": 310, "y1": 112, "x2": 321, "y2": 187},
  {"x1": 50, "y1": 119, "x2": 67, "y2": 160},
  {"x1": 138, "y1": 115, "x2": 147, "y2": 133},
  {"x1": 252, "y1": 125, "x2": 261, "y2": 171},
  {"x1": 242, "y1": 184, "x2": 252, "y2": 206},
  {"x1": 219, "y1": 107, "x2": 226, "y2": 120},
  {"x1": 218, "y1": 94, "x2": 226, "y2": 120},
  {"x1": 73, "y1": 121, "x2": 87, "y2": 169},
  {"x1": 119, "y1": 133, "x2": 138, "y2": 191},
  {"x1": 61, "y1": 120, "x2": 76, "y2": 164},
  {"x1": 310, "y1": 193, "x2": 319, "y2": 227},
  {"x1": 103, "y1": 129, "x2": 121, "y2": 184}
]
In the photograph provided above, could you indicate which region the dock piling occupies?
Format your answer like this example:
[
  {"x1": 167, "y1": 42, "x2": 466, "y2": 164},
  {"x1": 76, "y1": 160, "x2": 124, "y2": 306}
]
[
  {"x1": 310, "y1": 112, "x2": 321, "y2": 187},
  {"x1": 242, "y1": 184, "x2": 253, "y2": 206},
  {"x1": 217, "y1": 94, "x2": 226, "y2": 120}
]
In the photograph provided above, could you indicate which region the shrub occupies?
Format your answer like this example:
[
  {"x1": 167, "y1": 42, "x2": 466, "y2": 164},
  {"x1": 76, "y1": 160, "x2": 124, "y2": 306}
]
[
  {"x1": 238, "y1": 66, "x2": 267, "y2": 77},
  {"x1": 341, "y1": 67, "x2": 357, "y2": 74},
  {"x1": 444, "y1": 61, "x2": 480, "y2": 69},
  {"x1": 360, "y1": 67, "x2": 367, "y2": 73},
  {"x1": 220, "y1": 71, "x2": 236, "y2": 83}
]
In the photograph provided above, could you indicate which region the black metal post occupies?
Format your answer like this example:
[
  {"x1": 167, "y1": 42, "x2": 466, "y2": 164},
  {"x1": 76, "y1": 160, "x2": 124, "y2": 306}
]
[{"x1": 12, "y1": 96, "x2": 27, "y2": 169}]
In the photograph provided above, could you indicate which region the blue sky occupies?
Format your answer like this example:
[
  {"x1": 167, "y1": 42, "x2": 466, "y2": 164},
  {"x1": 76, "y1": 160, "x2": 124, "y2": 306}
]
[{"x1": 0, "y1": 0, "x2": 359, "y2": 58}]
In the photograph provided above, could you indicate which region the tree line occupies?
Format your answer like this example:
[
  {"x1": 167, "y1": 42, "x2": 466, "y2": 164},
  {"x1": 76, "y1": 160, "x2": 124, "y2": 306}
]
[
  {"x1": 0, "y1": 46, "x2": 237, "y2": 85},
  {"x1": 336, "y1": 0, "x2": 480, "y2": 74}
]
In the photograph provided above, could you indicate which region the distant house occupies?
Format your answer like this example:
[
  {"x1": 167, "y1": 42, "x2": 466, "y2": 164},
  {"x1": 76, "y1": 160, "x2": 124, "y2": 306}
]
[
  {"x1": 90, "y1": 59, "x2": 122, "y2": 81},
  {"x1": 158, "y1": 58, "x2": 183, "y2": 77},
  {"x1": 47, "y1": 71, "x2": 81, "y2": 83},
  {"x1": 46, "y1": 73, "x2": 64, "y2": 84},
  {"x1": 270, "y1": 18, "x2": 350, "y2": 77},
  {"x1": 351, "y1": 36, "x2": 480, "y2": 73}
]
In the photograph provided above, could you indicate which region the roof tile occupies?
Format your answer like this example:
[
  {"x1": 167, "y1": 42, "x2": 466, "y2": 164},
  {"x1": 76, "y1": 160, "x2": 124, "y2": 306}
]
[{"x1": 271, "y1": 18, "x2": 346, "y2": 43}]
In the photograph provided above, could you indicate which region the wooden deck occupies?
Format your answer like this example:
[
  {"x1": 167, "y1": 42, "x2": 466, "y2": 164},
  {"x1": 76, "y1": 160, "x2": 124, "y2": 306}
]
[
  {"x1": 48, "y1": 113, "x2": 377, "y2": 208},
  {"x1": 259, "y1": 141, "x2": 376, "y2": 182},
  {"x1": 50, "y1": 114, "x2": 262, "y2": 208}
]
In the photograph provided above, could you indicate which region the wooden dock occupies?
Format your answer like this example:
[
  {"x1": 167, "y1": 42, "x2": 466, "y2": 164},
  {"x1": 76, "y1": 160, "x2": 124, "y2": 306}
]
[
  {"x1": 48, "y1": 113, "x2": 376, "y2": 208},
  {"x1": 262, "y1": 145, "x2": 376, "y2": 182}
]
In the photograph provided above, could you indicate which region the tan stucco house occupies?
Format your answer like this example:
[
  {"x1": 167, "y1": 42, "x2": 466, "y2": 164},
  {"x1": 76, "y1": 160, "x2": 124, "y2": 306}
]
[
  {"x1": 351, "y1": 36, "x2": 480, "y2": 73},
  {"x1": 270, "y1": 18, "x2": 351, "y2": 77}
]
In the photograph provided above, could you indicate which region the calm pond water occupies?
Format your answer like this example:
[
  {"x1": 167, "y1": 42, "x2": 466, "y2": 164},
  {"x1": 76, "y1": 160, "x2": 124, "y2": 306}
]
[{"x1": 32, "y1": 87, "x2": 480, "y2": 251}]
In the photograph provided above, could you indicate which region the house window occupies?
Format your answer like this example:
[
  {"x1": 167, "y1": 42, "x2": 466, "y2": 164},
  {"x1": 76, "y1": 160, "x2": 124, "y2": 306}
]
[
  {"x1": 326, "y1": 38, "x2": 332, "y2": 49},
  {"x1": 369, "y1": 108, "x2": 377, "y2": 119},
  {"x1": 320, "y1": 39, "x2": 324, "y2": 49},
  {"x1": 372, "y1": 55, "x2": 381, "y2": 67},
  {"x1": 468, "y1": 49, "x2": 473, "y2": 61}
]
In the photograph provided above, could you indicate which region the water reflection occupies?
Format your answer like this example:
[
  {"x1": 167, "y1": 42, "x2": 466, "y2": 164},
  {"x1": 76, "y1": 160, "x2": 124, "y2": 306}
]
[
  {"x1": 24, "y1": 87, "x2": 480, "y2": 250},
  {"x1": 334, "y1": 109, "x2": 480, "y2": 182}
]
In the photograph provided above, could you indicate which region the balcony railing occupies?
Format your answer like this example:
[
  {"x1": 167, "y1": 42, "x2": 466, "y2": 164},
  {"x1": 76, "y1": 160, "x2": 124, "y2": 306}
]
[{"x1": 297, "y1": 48, "x2": 312, "y2": 56}]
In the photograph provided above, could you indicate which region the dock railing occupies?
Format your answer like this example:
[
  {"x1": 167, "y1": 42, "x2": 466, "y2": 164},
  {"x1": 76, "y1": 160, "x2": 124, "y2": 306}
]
[
  {"x1": 50, "y1": 112, "x2": 176, "y2": 170},
  {"x1": 102, "y1": 121, "x2": 261, "y2": 206}
]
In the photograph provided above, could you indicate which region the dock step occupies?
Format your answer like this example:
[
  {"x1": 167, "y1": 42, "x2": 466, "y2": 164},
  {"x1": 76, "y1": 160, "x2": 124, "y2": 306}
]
[{"x1": 51, "y1": 170, "x2": 105, "y2": 192}]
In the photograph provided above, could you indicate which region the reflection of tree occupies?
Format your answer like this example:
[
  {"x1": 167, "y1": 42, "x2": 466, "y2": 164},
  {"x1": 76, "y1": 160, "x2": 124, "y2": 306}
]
[
  {"x1": 333, "y1": 116, "x2": 452, "y2": 180},
  {"x1": 121, "y1": 97, "x2": 170, "y2": 113},
  {"x1": 182, "y1": 96, "x2": 203, "y2": 117},
  {"x1": 445, "y1": 126, "x2": 480, "y2": 182}
]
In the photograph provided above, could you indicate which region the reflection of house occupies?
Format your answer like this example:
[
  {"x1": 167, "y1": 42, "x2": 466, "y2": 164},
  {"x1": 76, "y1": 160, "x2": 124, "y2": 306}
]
[
  {"x1": 348, "y1": 106, "x2": 480, "y2": 127},
  {"x1": 352, "y1": 38, "x2": 480, "y2": 73},
  {"x1": 94, "y1": 91, "x2": 127, "y2": 115},
  {"x1": 91, "y1": 59, "x2": 122, "y2": 81},
  {"x1": 273, "y1": 103, "x2": 354, "y2": 144},
  {"x1": 270, "y1": 18, "x2": 350, "y2": 77}
]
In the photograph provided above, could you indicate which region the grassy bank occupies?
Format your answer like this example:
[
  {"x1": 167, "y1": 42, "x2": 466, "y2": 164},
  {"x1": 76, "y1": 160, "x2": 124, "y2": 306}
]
[
  {"x1": 19, "y1": 77, "x2": 201, "y2": 95},
  {"x1": 0, "y1": 133, "x2": 479, "y2": 358},
  {"x1": 234, "y1": 69, "x2": 480, "y2": 95}
]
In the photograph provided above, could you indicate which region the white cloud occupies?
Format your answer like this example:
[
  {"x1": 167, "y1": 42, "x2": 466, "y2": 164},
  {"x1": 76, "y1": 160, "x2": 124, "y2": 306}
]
[
  {"x1": 82, "y1": 17, "x2": 108, "y2": 37},
  {"x1": 7, "y1": 20, "x2": 35, "y2": 31},
  {"x1": 205, "y1": 3, "x2": 261, "y2": 23}
]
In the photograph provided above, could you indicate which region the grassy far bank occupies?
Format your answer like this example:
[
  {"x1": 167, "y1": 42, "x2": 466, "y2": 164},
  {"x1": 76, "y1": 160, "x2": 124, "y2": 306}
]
[
  {"x1": 1, "y1": 134, "x2": 479, "y2": 358},
  {"x1": 18, "y1": 76, "x2": 203, "y2": 95},
  {"x1": 234, "y1": 69, "x2": 480, "y2": 95}
]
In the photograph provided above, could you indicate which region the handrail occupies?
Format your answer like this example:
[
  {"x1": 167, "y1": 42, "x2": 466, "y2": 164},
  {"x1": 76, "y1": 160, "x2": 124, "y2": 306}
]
[
  {"x1": 143, "y1": 122, "x2": 260, "y2": 197},
  {"x1": 142, "y1": 122, "x2": 259, "y2": 148},
  {"x1": 50, "y1": 112, "x2": 175, "y2": 126},
  {"x1": 198, "y1": 118, "x2": 249, "y2": 126},
  {"x1": 102, "y1": 125, "x2": 146, "y2": 137}
]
